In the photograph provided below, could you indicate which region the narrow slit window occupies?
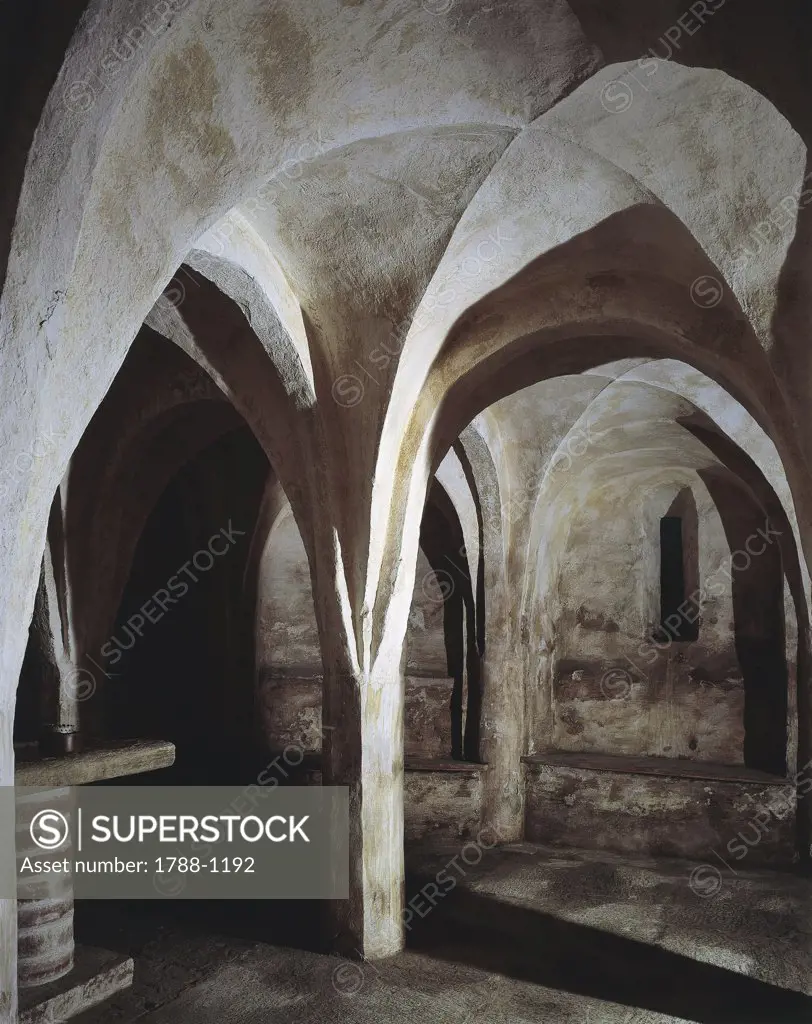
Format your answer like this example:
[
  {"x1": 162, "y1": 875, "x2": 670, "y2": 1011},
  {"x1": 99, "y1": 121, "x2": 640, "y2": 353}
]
[{"x1": 659, "y1": 515, "x2": 699, "y2": 641}]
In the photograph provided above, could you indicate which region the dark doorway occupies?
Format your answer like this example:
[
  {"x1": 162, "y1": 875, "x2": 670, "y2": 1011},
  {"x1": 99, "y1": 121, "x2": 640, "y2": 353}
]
[
  {"x1": 659, "y1": 489, "x2": 700, "y2": 642},
  {"x1": 107, "y1": 427, "x2": 268, "y2": 784}
]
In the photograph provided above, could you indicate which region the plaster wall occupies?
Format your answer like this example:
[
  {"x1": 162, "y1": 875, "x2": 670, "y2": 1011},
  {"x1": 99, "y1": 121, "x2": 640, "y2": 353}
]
[
  {"x1": 299, "y1": 767, "x2": 485, "y2": 846},
  {"x1": 256, "y1": 506, "x2": 453, "y2": 756},
  {"x1": 525, "y1": 763, "x2": 797, "y2": 866},
  {"x1": 547, "y1": 476, "x2": 748, "y2": 764},
  {"x1": 3, "y1": 0, "x2": 812, "y2": 995}
]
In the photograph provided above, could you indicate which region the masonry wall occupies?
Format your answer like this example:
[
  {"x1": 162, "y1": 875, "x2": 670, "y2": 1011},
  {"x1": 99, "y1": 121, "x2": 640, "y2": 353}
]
[
  {"x1": 255, "y1": 507, "x2": 454, "y2": 756},
  {"x1": 524, "y1": 760, "x2": 797, "y2": 866},
  {"x1": 541, "y1": 477, "x2": 787, "y2": 767},
  {"x1": 523, "y1": 472, "x2": 796, "y2": 860}
]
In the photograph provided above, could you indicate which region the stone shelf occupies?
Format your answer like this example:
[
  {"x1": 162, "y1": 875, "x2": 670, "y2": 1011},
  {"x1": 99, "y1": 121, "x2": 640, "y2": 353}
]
[
  {"x1": 15, "y1": 739, "x2": 176, "y2": 787},
  {"x1": 405, "y1": 758, "x2": 488, "y2": 774},
  {"x1": 522, "y1": 750, "x2": 789, "y2": 787},
  {"x1": 14, "y1": 739, "x2": 175, "y2": 1019},
  {"x1": 263, "y1": 751, "x2": 488, "y2": 776}
]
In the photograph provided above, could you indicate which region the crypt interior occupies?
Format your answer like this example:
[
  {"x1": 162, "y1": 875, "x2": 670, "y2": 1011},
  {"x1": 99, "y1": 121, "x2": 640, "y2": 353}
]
[{"x1": 3, "y1": 1, "x2": 812, "y2": 1022}]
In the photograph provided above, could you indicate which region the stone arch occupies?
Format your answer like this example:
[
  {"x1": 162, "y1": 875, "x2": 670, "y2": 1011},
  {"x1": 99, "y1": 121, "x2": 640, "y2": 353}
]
[
  {"x1": 504, "y1": 367, "x2": 808, "y2": 844},
  {"x1": 0, "y1": 1, "x2": 596, "y2": 687},
  {"x1": 63, "y1": 333, "x2": 243, "y2": 666},
  {"x1": 14, "y1": 318, "x2": 278, "y2": 754},
  {"x1": 454, "y1": 420, "x2": 527, "y2": 838},
  {"x1": 518, "y1": 364, "x2": 807, "y2": 624},
  {"x1": 366, "y1": 63, "x2": 812, "y2": 679},
  {"x1": 3, "y1": 10, "x2": 812, "y2": 990}
]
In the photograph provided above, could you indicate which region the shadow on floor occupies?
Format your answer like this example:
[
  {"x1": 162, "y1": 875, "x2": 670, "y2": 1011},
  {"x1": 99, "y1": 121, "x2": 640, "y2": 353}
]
[
  {"x1": 406, "y1": 882, "x2": 812, "y2": 1024},
  {"x1": 76, "y1": 862, "x2": 812, "y2": 1024}
]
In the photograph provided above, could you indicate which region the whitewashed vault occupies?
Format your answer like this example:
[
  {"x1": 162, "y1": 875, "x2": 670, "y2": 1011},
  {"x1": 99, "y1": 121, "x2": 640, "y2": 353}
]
[{"x1": 2, "y1": 2, "x2": 812, "y2": 1019}]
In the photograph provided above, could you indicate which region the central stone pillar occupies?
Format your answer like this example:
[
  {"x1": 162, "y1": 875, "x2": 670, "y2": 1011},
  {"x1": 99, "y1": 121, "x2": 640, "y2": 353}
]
[{"x1": 323, "y1": 665, "x2": 404, "y2": 959}]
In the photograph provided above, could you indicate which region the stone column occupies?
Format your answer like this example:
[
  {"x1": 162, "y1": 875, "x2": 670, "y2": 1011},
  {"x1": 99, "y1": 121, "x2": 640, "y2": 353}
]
[
  {"x1": 13, "y1": 741, "x2": 174, "y2": 1021},
  {"x1": 288, "y1": 373, "x2": 414, "y2": 959},
  {"x1": 32, "y1": 525, "x2": 84, "y2": 754},
  {"x1": 456, "y1": 429, "x2": 524, "y2": 842},
  {"x1": 480, "y1": 642, "x2": 525, "y2": 843},
  {"x1": 16, "y1": 789, "x2": 74, "y2": 988},
  {"x1": 322, "y1": 664, "x2": 405, "y2": 958}
]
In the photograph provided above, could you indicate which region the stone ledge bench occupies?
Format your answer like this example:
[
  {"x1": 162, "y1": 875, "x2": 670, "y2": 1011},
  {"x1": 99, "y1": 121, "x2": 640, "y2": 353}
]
[
  {"x1": 262, "y1": 751, "x2": 489, "y2": 845},
  {"x1": 522, "y1": 750, "x2": 795, "y2": 866}
]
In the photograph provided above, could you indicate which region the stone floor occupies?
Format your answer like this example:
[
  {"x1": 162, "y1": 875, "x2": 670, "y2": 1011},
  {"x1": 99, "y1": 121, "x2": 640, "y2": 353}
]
[{"x1": 72, "y1": 842, "x2": 812, "y2": 1024}]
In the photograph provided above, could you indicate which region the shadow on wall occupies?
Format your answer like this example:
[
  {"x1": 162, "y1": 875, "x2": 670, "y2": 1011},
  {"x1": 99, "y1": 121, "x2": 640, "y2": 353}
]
[
  {"x1": 655, "y1": 486, "x2": 699, "y2": 644},
  {"x1": 420, "y1": 481, "x2": 481, "y2": 761},
  {"x1": 700, "y1": 470, "x2": 788, "y2": 776},
  {"x1": 107, "y1": 427, "x2": 268, "y2": 784}
]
